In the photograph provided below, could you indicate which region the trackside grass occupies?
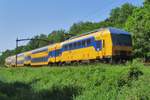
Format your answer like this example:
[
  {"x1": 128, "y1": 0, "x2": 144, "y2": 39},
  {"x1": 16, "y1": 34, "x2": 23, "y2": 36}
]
[{"x1": 0, "y1": 61, "x2": 149, "y2": 100}]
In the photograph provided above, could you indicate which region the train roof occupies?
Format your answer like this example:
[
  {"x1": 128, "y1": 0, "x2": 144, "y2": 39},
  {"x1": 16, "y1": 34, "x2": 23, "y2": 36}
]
[
  {"x1": 69, "y1": 27, "x2": 130, "y2": 39},
  {"x1": 31, "y1": 45, "x2": 49, "y2": 53},
  {"x1": 17, "y1": 53, "x2": 24, "y2": 56},
  {"x1": 31, "y1": 43, "x2": 60, "y2": 53},
  {"x1": 108, "y1": 27, "x2": 130, "y2": 35}
]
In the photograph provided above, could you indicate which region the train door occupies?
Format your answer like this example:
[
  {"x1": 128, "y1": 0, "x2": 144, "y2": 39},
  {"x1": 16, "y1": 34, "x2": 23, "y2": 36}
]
[
  {"x1": 102, "y1": 40, "x2": 105, "y2": 57},
  {"x1": 96, "y1": 40, "x2": 102, "y2": 51},
  {"x1": 96, "y1": 40, "x2": 103, "y2": 58}
]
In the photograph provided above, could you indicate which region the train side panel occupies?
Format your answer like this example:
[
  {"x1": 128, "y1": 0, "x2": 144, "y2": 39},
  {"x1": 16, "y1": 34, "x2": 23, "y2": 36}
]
[
  {"x1": 48, "y1": 43, "x2": 62, "y2": 64},
  {"x1": 98, "y1": 29, "x2": 113, "y2": 59},
  {"x1": 31, "y1": 47, "x2": 49, "y2": 66},
  {"x1": 17, "y1": 54, "x2": 25, "y2": 67},
  {"x1": 24, "y1": 51, "x2": 31, "y2": 66},
  {"x1": 61, "y1": 31, "x2": 109, "y2": 62}
]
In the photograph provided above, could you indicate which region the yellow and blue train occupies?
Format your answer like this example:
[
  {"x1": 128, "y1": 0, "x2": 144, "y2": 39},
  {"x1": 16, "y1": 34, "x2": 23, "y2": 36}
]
[{"x1": 5, "y1": 27, "x2": 132, "y2": 67}]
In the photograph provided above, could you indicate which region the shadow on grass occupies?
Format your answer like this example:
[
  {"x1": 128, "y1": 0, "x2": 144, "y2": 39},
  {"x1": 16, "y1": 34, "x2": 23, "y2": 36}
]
[{"x1": 0, "y1": 81, "x2": 81, "y2": 100}]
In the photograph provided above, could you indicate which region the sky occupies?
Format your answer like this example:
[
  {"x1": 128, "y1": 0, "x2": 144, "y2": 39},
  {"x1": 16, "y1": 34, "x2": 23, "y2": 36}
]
[{"x1": 0, "y1": 0, "x2": 144, "y2": 52}]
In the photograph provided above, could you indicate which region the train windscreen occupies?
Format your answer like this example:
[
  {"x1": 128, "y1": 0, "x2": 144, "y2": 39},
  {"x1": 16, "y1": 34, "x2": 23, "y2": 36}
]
[{"x1": 111, "y1": 34, "x2": 132, "y2": 46}]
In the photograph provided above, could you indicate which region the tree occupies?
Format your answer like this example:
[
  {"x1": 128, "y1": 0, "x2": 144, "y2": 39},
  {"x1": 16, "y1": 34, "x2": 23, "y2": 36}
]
[
  {"x1": 109, "y1": 3, "x2": 136, "y2": 28},
  {"x1": 25, "y1": 34, "x2": 49, "y2": 50},
  {"x1": 144, "y1": 0, "x2": 150, "y2": 5},
  {"x1": 69, "y1": 21, "x2": 97, "y2": 35},
  {"x1": 0, "y1": 50, "x2": 15, "y2": 65},
  {"x1": 125, "y1": 2, "x2": 150, "y2": 60},
  {"x1": 37, "y1": 34, "x2": 49, "y2": 47},
  {"x1": 48, "y1": 30, "x2": 68, "y2": 43}
]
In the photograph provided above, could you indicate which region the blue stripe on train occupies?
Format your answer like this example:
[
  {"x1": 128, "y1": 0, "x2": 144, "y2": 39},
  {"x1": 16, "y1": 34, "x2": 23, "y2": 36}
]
[
  {"x1": 17, "y1": 60, "x2": 24, "y2": 64},
  {"x1": 48, "y1": 49, "x2": 61, "y2": 58},
  {"x1": 31, "y1": 37, "x2": 102, "y2": 63},
  {"x1": 31, "y1": 56, "x2": 49, "y2": 63},
  {"x1": 62, "y1": 37, "x2": 102, "y2": 52},
  {"x1": 31, "y1": 50, "x2": 61, "y2": 63},
  {"x1": 25, "y1": 56, "x2": 31, "y2": 61}
]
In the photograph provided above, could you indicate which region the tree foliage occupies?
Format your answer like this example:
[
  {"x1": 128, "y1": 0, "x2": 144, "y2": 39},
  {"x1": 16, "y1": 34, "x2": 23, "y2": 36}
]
[
  {"x1": 48, "y1": 30, "x2": 68, "y2": 43},
  {"x1": 109, "y1": 3, "x2": 136, "y2": 28},
  {"x1": 69, "y1": 22, "x2": 97, "y2": 35},
  {"x1": 0, "y1": 50, "x2": 15, "y2": 65},
  {"x1": 125, "y1": 2, "x2": 150, "y2": 60}
]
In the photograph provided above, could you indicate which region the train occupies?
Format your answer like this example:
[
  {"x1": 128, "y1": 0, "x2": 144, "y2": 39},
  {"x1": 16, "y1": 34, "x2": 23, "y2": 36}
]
[{"x1": 5, "y1": 27, "x2": 132, "y2": 67}]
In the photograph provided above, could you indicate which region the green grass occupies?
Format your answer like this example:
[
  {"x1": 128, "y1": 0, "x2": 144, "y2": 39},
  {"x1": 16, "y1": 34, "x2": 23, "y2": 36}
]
[{"x1": 0, "y1": 61, "x2": 149, "y2": 100}]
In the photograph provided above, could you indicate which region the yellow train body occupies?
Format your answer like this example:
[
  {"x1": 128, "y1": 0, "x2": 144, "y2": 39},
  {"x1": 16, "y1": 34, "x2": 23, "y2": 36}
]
[
  {"x1": 30, "y1": 46, "x2": 49, "y2": 66},
  {"x1": 24, "y1": 52, "x2": 31, "y2": 65},
  {"x1": 60, "y1": 28, "x2": 113, "y2": 62}
]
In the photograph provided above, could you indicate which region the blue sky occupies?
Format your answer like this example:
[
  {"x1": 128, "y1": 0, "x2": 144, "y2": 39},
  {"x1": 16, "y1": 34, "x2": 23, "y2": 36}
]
[{"x1": 0, "y1": 0, "x2": 143, "y2": 52}]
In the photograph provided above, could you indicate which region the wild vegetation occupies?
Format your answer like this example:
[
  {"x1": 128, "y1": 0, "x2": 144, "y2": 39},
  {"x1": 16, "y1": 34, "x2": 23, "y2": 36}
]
[
  {"x1": 0, "y1": 60, "x2": 149, "y2": 100},
  {"x1": 0, "y1": 0, "x2": 149, "y2": 65}
]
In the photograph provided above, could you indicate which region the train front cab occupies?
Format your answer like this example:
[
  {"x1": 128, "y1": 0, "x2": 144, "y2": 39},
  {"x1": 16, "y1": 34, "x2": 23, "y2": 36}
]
[
  {"x1": 108, "y1": 28, "x2": 132, "y2": 62},
  {"x1": 95, "y1": 28, "x2": 132, "y2": 63}
]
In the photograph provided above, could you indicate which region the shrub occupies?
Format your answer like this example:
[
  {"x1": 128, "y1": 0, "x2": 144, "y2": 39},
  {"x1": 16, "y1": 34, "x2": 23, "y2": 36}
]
[{"x1": 117, "y1": 67, "x2": 143, "y2": 88}]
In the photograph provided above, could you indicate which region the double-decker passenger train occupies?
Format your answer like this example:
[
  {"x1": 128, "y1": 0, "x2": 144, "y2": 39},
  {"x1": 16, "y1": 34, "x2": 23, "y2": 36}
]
[{"x1": 5, "y1": 27, "x2": 132, "y2": 67}]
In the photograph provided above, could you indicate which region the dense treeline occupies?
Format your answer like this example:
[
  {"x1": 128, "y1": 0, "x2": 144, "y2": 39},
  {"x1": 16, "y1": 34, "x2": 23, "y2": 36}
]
[{"x1": 0, "y1": 0, "x2": 149, "y2": 65}]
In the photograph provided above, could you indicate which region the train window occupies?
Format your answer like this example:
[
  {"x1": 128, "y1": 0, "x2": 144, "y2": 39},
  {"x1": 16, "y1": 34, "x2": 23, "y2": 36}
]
[
  {"x1": 111, "y1": 34, "x2": 132, "y2": 46},
  {"x1": 96, "y1": 40, "x2": 102, "y2": 50},
  {"x1": 87, "y1": 39, "x2": 91, "y2": 45},
  {"x1": 85, "y1": 40, "x2": 88, "y2": 46},
  {"x1": 64, "y1": 45, "x2": 67, "y2": 50},
  {"x1": 67, "y1": 45, "x2": 69, "y2": 50},
  {"x1": 69, "y1": 44, "x2": 73, "y2": 50},
  {"x1": 77, "y1": 42, "x2": 81, "y2": 47},
  {"x1": 73, "y1": 42, "x2": 77, "y2": 48},
  {"x1": 73, "y1": 43, "x2": 76, "y2": 48},
  {"x1": 49, "y1": 52, "x2": 51, "y2": 57},
  {"x1": 82, "y1": 41, "x2": 86, "y2": 47},
  {"x1": 51, "y1": 52, "x2": 53, "y2": 56},
  {"x1": 55, "y1": 50, "x2": 58, "y2": 56},
  {"x1": 56, "y1": 50, "x2": 60, "y2": 56}
]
